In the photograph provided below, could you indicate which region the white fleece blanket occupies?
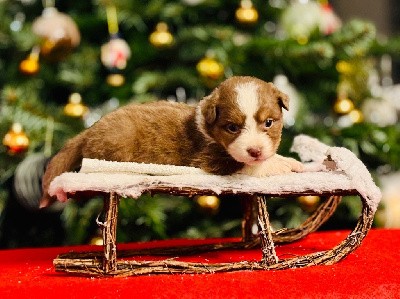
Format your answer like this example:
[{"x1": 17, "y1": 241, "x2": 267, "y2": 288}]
[{"x1": 49, "y1": 135, "x2": 382, "y2": 212}]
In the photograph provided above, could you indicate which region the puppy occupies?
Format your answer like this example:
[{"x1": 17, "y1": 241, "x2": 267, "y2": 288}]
[{"x1": 40, "y1": 76, "x2": 303, "y2": 207}]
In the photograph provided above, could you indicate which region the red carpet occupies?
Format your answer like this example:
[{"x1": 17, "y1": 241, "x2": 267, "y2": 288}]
[{"x1": 0, "y1": 229, "x2": 399, "y2": 298}]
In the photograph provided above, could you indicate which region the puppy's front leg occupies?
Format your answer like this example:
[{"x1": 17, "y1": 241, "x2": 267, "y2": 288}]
[{"x1": 240, "y1": 154, "x2": 304, "y2": 177}]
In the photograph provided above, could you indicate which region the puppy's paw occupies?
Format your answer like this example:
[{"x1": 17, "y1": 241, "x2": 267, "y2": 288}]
[
  {"x1": 283, "y1": 156, "x2": 304, "y2": 173},
  {"x1": 240, "y1": 154, "x2": 304, "y2": 177}
]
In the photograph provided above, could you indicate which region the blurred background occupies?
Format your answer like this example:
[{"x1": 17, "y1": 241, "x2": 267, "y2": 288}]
[{"x1": 0, "y1": 0, "x2": 399, "y2": 248}]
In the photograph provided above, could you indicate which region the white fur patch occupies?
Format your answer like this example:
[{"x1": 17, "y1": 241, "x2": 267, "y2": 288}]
[
  {"x1": 235, "y1": 82, "x2": 259, "y2": 120},
  {"x1": 227, "y1": 83, "x2": 275, "y2": 165}
]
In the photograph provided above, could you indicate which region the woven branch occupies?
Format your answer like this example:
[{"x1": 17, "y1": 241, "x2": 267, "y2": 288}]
[
  {"x1": 273, "y1": 195, "x2": 342, "y2": 243},
  {"x1": 257, "y1": 196, "x2": 278, "y2": 265},
  {"x1": 56, "y1": 195, "x2": 340, "y2": 260},
  {"x1": 54, "y1": 197, "x2": 372, "y2": 276},
  {"x1": 53, "y1": 194, "x2": 372, "y2": 277},
  {"x1": 100, "y1": 193, "x2": 119, "y2": 272}
]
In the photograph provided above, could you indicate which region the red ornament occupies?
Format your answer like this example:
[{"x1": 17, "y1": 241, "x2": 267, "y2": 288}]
[{"x1": 2, "y1": 123, "x2": 30, "y2": 155}]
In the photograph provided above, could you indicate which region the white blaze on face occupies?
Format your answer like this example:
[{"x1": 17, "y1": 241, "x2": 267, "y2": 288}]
[{"x1": 227, "y1": 82, "x2": 274, "y2": 165}]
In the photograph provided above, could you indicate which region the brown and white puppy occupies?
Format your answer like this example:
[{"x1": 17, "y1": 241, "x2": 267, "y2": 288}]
[{"x1": 40, "y1": 76, "x2": 303, "y2": 207}]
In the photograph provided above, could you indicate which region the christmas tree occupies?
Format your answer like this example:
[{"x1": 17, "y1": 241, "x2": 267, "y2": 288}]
[{"x1": 1, "y1": 0, "x2": 399, "y2": 248}]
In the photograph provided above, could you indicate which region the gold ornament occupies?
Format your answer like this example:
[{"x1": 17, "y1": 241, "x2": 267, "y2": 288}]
[
  {"x1": 89, "y1": 229, "x2": 103, "y2": 245},
  {"x1": 32, "y1": 7, "x2": 80, "y2": 61},
  {"x1": 348, "y1": 109, "x2": 363, "y2": 123},
  {"x1": 64, "y1": 93, "x2": 88, "y2": 117},
  {"x1": 149, "y1": 22, "x2": 174, "y2": 48},
  {"x1": 336, "y1": 60, "x2": 354, "y2": 75},
  {"x1": 89, "y1": 236, "x2": 103, "y2": 246},
  {"x1": 297, "y1": 195, "x2": 320, "y2": 212},
  {"x1": 19, "y1": 47, "x2": 40, "y2": 75},
  {"x1": 106, "y1": 73, "x2": 125, "y2": 87},
  {"x1": 334, "y1": 96, "x2": 354, "y2": 114},
  {"x1": 196, "y1": 56, "x2": 224, "y2": 80},
  {"x1": 196, "y1": 195, "x2": 220, "y2": 214},
  {"x1": 235, "y1": 0, "x2": 259, "y2": 24},
  {"x1": 2, "y1": 123, "x2": 30, "y2": 155}
]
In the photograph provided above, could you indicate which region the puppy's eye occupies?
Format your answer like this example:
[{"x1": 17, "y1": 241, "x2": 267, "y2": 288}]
[
  {"x1": 264, "y1": 118, "x2": 274, "y2": 128},
  {"x1": 225, "y1": 123, "x2": 241, "y2": 134}
]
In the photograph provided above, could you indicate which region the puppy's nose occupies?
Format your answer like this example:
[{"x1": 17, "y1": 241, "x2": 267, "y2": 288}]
[{"x1": 247, "y1": 147, "x2": 262, "y2": 158}]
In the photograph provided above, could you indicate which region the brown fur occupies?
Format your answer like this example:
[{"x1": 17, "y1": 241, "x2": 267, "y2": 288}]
[
  {"x1": 41, "y1": 76, "x2": 289, "y2": 207},
  {"x1": 198, "y1": 77, "x2": 288, "y2": 154}
]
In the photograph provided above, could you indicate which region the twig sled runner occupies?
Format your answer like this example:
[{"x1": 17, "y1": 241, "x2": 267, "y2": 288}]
[{"x1": 50, "y1": 135, "x2": 381, "y2": 276}]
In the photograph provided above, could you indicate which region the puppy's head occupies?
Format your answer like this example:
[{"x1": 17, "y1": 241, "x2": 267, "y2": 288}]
[{"x1": 196, "y1": 76, "x2": 289, "y2": 165}]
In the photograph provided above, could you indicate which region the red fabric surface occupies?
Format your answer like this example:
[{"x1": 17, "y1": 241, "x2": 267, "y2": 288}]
[{"x1": 0, "y1": 229, "x2": 399, "y2": 299}]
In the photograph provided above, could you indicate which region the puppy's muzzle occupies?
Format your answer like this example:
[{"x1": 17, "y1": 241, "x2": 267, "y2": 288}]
[{"x1": 247, "y1": 147, "x2": 262, "y2": 158}]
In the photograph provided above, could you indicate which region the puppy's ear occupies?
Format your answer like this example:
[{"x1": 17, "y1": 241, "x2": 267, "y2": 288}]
[
  {"x1": 199, "y1": 90, "x2": 219, "y2": 124},
  {"x1": 277, "y1": 91, "x2": 289, "y2": 111},
  {"x1": 268, "y1": 82, "x2": 289, "y2": 111}
]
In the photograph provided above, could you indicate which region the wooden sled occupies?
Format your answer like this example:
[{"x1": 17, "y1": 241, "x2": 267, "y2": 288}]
[{"x1": 50, "y1": 135, "x2": 381, "y2": 277}]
